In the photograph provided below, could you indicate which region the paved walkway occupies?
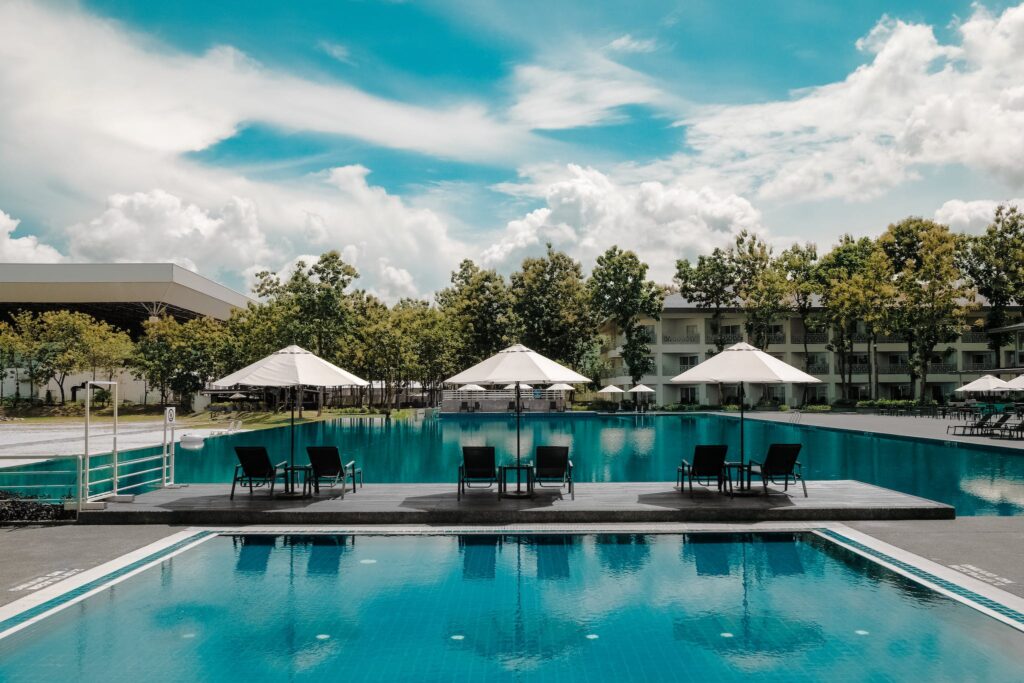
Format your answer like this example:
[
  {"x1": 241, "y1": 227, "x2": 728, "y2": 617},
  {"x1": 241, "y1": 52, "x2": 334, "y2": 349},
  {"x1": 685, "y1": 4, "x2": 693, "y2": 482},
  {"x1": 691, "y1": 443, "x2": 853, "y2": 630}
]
[
  {"x1": 78, "y1": 480, "x2": 952, "y2": 525},
  {"x1": 737, "y1": 411, "x2": 1024, "y2": 450}
]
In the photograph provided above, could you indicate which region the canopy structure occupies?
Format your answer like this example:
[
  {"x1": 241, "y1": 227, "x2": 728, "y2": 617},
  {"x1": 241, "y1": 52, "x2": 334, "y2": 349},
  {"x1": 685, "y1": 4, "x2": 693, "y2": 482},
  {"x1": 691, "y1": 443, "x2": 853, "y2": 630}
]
[
  {"x1": 671, "y1": 342, "x2": 821, "y2": 471},
  {"x1": 955, "y1": 375, "x2": 1014, "y2": 393},
  {"x1": 445, "y1": 344, "x2": 590, "y2": 495},
  {"x1": 228, "y1": 392, "x2": 247, "y2": 400},
  {"x1": 504, "y1": 383, "x2": 532, "y2": 390},
  {"x1": 1006, "y1": 375, "x2": 1024, "y2": 390},
  {"x1": 628, "y1": 384, "x2": 655, "y2": 393},
  {"x1": 212, "y1": 345, "x2": 368, "y2": 469},
  {"x1": 548, "y1": 383, "x2": 576, "y2": 392},
  {"x1": 597, "y1": 385, "x2": 625, "y2": 394},
  {"x1": 460, "y1": 384, "x2": 486, "y2": 392}
]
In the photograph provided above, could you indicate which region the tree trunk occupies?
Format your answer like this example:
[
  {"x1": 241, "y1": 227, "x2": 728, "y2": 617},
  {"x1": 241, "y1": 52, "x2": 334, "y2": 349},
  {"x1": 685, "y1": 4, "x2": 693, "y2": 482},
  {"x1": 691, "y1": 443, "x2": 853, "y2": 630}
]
[{"x1": 56, "y1": 375, "x2": 66, "y2": 404}]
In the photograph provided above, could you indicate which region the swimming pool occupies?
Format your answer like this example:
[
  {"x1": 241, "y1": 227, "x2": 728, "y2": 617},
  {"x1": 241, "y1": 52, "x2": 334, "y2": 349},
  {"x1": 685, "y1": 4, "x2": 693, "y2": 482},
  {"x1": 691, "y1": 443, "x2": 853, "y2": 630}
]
[
  {"x1": 158, "y1": 413, "x2": 1024, "y2": 516},
  {"x1": 1, "y1": 532, "x2": 1022, "y2": 682}
]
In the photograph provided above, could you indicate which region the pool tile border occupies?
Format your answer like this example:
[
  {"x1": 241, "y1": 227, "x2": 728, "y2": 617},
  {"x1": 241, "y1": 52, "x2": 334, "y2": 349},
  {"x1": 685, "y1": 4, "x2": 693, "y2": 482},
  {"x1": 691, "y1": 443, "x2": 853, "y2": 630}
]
[{"x1": 0, "y1": 529, "x2": 217, "y2": 641}]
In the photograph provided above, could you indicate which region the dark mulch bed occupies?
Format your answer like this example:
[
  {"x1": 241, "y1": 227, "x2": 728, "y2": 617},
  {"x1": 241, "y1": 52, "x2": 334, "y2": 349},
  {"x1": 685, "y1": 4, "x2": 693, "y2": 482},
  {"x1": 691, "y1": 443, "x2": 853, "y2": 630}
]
[{"x1": 0, "y1": 490, "x2": 75, "y2": 523}]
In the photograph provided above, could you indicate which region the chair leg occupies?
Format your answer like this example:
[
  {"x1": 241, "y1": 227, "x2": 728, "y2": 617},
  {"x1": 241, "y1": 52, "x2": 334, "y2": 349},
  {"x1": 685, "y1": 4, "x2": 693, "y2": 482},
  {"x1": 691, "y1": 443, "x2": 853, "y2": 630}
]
[
  {"x1": 800, "y1": 477, "x2": 808, "y2": 497},
  {"x1": 230, "y1": 477, "x2": 237, "y2": 500}
]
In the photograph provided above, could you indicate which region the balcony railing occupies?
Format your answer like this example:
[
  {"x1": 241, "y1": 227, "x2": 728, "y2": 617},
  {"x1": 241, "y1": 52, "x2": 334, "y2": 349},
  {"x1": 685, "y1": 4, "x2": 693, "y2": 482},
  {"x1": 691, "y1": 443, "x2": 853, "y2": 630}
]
[
  {"x1": 849, "y1": 363, "x2": 869, "y2": 374},
  {"x1": 876, "y1": 334, "x2": 904, "y2": 343},
  {"x1": 806, "y1": 363, "x2": 830, "y2": 374},
  {"x1": 965, "y1": 362, "x2": 994, "y2": 371},
  {"x1": 792, "y1": 332, "x2": 828, "y2": 344},
  {"x1": 767, "y1": 332, "x2": 786, "y2": 345},
  {"x1": 879, "y1": 363, "x2": 910, "y2": 375},
  {"x1": 851, "y1": 333, "x2": 869, "y2": 343},
  {"x1": 961, "y1": 331, "x2": 989, "y2": 343},
  {"x1": 662, "y1": 334, "x2": 701, "y2": 344},
  {"x1": 712, "y1": 333, "x2": 744, "y2": 344},
  {"x1": 929, "y1": 363, "x2": 958, "y2": 374}
]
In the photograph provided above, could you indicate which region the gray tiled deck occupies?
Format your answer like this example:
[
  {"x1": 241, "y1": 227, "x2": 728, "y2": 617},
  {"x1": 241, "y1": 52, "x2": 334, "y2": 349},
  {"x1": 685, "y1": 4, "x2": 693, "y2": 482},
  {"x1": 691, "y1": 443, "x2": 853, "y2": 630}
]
[{"x1": 78, "y1": 480, "x2": 953, "y2": 525}]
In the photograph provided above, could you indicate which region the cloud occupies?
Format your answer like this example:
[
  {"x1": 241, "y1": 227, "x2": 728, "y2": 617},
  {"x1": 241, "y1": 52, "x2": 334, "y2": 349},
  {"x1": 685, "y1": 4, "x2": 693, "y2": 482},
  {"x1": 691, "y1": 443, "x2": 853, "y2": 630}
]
[
  {"x1": 934, "y1": 198, "x2": 1024, "y2": 233},
  {"x1": 666, "y1": 5, "x2": 1024, "y2": 202},
  {"x1": 607, "y1": 34, "x2": 657, "y2": 53},
  {"x1": 318, "y1": 40, "x2": 353, "y2": 64},
  {"x1": 509, "y1": 53, "x2": 668, "y2": 129},
  {"x1": 482, "y1": 164, "x2": 762, "y2": 282},
  {"x1": 0, "y1": 210, "x2": 64, "y2": 263}
]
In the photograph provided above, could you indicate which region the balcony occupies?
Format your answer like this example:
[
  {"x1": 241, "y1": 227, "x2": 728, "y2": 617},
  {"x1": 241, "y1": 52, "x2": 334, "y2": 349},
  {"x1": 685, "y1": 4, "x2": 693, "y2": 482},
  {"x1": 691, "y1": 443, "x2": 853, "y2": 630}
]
[
  {"x1": 712, "y1": 333, "x2": 744, "y2": 344},
  {"x1": 851, "y1": 332, "x2": 869, "y2": 343},
  {"x1": 965, "y1": 362, "x2": 995, "y2": 372},
  {"x1": 930, "y1": 362, "x2": 958, "y2": 374},
  {"x1": 767, "y1": 332, "x2": 786, "y2": 345},
  {"x1": 879, "y1": 363, "x2": 910, "y2": 375},
  {"x1": 792, "y1": 332, "x2": 828, "y2": 344},
  {"x1": 961, "y1": 331, "x2": 989, "y2": 344},
  {"x1": 876, "y1": 334, "x2": 904, "y2": 343},
  {"x1": 849, "y1": 363, "x2": 869, "y2": 374},
  {"x1": 662, "y1": 334, "x2": 701, "y2": 345},
  {"x1": 806, "y1": 363, "x2": 829, "y2": 374}
]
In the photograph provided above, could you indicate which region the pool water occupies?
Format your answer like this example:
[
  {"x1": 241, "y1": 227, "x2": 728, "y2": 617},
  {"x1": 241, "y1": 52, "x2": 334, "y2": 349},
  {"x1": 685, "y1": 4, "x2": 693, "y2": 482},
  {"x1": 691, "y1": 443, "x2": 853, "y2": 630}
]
[
  {"x1": 1, "y1": 533, "x2": 1022, "y2": 682},
  {"x1": 162, "y1": 413, "x2": 1024, "y2": 516}
]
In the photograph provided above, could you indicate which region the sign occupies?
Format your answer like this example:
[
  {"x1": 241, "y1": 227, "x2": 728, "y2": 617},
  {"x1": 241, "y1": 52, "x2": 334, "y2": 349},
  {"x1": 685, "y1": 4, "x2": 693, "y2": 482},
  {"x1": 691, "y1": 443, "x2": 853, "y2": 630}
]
[{"x1": 165, "y1": 407, "x2": 176, "y2": 424}]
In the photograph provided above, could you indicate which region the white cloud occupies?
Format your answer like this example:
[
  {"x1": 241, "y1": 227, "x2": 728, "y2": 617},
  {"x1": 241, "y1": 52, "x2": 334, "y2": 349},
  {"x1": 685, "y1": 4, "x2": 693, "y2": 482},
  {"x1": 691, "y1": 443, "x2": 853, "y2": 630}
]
[
  {"x1": 666, "y1": 5, "x2": 1024, "y2": 202},
  {"x1": 482, "y1": 164, "x2": 763, "y2": 282},
  {"x1": 934, "y1": 198, "x2": 1024, "y2": 233},
  {"x1": 509, "y1": 53, "x2": 668, "y2": 129},
  {"x1": 607, "y1": 34, "x2": 657, "y2": 53},
  {"x1": 318, "y1": 40, "x2": 353, "y2": 64},
  {"x1": 0, "y1": 210, "x2": 64, "y2": 263},
  {"x1": 372, "y1": 258, "x2": 420, "y2": 301}
]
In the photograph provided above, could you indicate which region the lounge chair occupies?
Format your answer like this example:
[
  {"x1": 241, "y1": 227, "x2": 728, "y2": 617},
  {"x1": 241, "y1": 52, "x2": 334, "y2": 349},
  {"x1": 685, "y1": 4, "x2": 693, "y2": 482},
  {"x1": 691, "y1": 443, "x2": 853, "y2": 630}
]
[
  {"x1": 948, "y1": 412, "x2": 990, "y2": 435},
  {"x1": 978, "y1": 413, "x2": 1012, "y2": 435},
  {"x1": 992, "y1": 420, "x2": 1024, "y2": 440},
  {"x1": 306, "y1": 446, "x2": 363, "y2": 496},
  {"x1": 507, "y1": 401, "x2": 516, "y2": 412},
  {"x1": 458, "y1": 446, "x2": 498, "y2": 500},
  {"x1": 531, "y1": 446, "x2": 573, "y2": 499},
  {"x1": 747, "y1": 443, "x2": 806, "y2": 497},
  {"x1": 473, "y1": 401, "x2": 481, "y2": 412},
  {"x1": 459, "y1": 401, "x2": 470, "y2": 413},
  {"x1": 677, "y1": 444, "x2": 729, "y2": 496},
  {"x1": 231, "y1": 446, "x2": 286, "y2": 499}
]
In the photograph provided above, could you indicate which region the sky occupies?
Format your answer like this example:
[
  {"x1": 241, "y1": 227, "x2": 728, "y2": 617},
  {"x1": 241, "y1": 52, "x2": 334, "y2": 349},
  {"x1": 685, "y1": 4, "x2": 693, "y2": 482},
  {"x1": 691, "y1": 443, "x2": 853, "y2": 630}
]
[{"x1": 2, "y1": 0, "x2": 1024, "y2": 300}]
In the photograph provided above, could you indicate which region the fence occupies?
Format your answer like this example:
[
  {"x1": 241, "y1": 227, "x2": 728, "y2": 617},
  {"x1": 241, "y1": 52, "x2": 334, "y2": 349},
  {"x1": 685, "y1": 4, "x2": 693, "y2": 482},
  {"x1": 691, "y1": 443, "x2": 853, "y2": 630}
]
[{"x1": 0, "y1": 454, "x2": 83, "y2": 516}]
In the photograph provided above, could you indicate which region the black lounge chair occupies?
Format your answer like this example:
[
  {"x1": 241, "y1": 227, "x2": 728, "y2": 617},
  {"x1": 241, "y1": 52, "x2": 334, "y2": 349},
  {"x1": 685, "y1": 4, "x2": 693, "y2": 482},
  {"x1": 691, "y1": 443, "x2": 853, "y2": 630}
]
[
  {"x1": 458, "y1": 446, "x2": 498, "y2": 500},
  {"x1": 231, "y1": 446, "x2": 286, "y2": 499},
  {"x1": 306, "y1": 446, "x2": 363, "y2": 496},
  {"x1": 531, "y1": 446, "x2": 573, "y2": 499},
  {"x1": 948, "y1": 412, "x2": 991, "y2": 435},
  {"x1": 748, "y1": 443, "x2": 806, "y2": 497},
  {"x1": 677, "y1": 445, "x2": 729, "y2": 496},
  {"x1": 459, "y1": 401, "x2": 470, "y2": 413},
  {"x1": 992, "y1": 420, "x2": 1024, "y2": 440},
  {"x1": 979, "y1": 413, "x2": 1012, "y2": 435}
]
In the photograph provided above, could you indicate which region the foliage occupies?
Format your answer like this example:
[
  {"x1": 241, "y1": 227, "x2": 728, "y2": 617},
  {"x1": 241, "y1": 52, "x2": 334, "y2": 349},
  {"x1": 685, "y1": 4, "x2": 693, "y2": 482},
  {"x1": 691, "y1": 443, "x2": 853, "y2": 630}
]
[
  {"x1": 675, "y1": 247, "x2": 737, "y2": 351},
  {"x1": 436, "y1": 259, "x2": 515, "y2": 365},
  {"x1": 130, "y1": 316, "x2": 226, "y2": 410},
  {"x1": 778, "y1": 242, "x2": 820, "y2": 357}
]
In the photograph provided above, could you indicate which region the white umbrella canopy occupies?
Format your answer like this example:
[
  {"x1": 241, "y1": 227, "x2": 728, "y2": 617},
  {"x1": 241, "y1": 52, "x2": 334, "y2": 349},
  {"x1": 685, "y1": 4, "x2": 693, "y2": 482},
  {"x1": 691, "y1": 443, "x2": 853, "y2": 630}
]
[
  {"x1": 671, "y1": 342, "x2": 819, "y2": 385},
  {"x1": 460, "y1": 384, "x2": 487, "y2": 392},
  {"x1": 504, "y1": 383, "x2": 532, "y2": 390},
  {"x1": 628, "y1": 384, "x2": 655, "y2": 393},
  {"x1": 597, "y1": 385, "x2": 625, "y2": 394},
  {"x1": 955, "y1": 375, "x2": 1013, "y2": 393},
  {"x1": 213, "y1": 345, "x2": 368, "y2": 388},
  {"x1": 228, "y1": 392, "x2": 247, "y2": 400},
  {"x1": 445, "y1": 344, "x2": 590, "y2": 386},
  {"x1": 548, "y1": 383, "x2": 576, "y2": 391},
  {"x1": 1006, "y1": 375, "x2": 1024, "y2": 390}
]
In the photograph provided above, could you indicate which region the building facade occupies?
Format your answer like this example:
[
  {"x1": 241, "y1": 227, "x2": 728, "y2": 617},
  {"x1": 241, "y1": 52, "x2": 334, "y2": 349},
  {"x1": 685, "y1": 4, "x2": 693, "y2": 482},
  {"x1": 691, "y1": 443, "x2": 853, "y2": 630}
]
[{"x1": 599, "y1": 294, "x2": 1022, "y2": 406}]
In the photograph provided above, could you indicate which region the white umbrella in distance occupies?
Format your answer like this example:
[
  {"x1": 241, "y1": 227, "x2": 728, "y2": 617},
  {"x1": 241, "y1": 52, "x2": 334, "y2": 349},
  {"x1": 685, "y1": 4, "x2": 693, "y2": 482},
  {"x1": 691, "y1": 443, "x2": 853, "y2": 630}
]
[
  {"x1": 213, "y1": 345, "x2": 368, "y2": 468},
  {"x1": 955, "y1": 375, "x2": 1013, "y2": 393},
  {"x1": 628, "y1": 384, "x2": 655, "y2": 394},
  {"x1": 597, "y1": 385, "x2": 625, "y2": 394},
  {"x1": 504, "y1": 383, "x2": 532, "y2": 390},
  {"x1": 671, "y1": 342, "x2": 820, "y2": 470},
  {"x1": 1005, "y1": 375, "x2": 1024, "y2": 390},
  {"x1": 548, "y1": 383, "x2": 576, "y2": 392},
  {"x1": 445, "y1": 344, "x2": 590, "y2": 495},
  {"x1": 460, "y1": 384, "x2": 487, "y2": 392}
]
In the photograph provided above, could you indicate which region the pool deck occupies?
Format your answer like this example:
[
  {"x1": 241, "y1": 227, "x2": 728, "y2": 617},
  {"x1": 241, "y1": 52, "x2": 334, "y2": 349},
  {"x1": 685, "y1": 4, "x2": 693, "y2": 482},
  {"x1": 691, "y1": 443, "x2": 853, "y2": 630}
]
[{"x1": 76, "y1": 480, "x2": 953, "y2": 525}]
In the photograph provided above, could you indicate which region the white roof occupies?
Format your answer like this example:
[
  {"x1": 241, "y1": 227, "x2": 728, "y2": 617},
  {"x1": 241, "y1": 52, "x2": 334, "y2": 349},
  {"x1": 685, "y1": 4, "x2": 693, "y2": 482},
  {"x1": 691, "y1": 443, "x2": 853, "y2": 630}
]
[
  {"x1": 671, "y1": 342, "x2": 821, "y2": 384},
  {"x1": 597, "y1": 385, "x2": 625, "y2": 394},
  {"x1": 445, "y1": 344, "x2": 590, "y2": 385},
  {"x1": 628, "y1": 384, "x2": 655, "y2": 393},
  {"x1": 213, "y1": 345, "x2": 368, "y2": 388},
  {"x1": 955, "y1": 375, "x2": 1013, "y2": 393}
]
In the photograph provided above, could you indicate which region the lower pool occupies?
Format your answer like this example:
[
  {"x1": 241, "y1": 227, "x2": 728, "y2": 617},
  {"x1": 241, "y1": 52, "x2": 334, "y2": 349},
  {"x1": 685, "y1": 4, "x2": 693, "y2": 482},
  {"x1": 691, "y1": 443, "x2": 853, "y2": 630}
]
[{"x1": 1, "y1": 532, "x2": 1022, "y2": 682}]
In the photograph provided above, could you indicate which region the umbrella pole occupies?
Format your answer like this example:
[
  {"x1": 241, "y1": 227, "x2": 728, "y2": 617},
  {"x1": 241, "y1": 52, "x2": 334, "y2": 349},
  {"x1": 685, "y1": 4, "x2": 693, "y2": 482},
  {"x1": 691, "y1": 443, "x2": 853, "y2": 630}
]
[
  {"x1": 290, "y1": 386, "x2": 296, "y2": 469},
  {"x1": 740, "y1": 382, "x2": 746, "y2": 488},
  {"x1": 516, "y1": 380, "x2": 522, "y2": 493}
]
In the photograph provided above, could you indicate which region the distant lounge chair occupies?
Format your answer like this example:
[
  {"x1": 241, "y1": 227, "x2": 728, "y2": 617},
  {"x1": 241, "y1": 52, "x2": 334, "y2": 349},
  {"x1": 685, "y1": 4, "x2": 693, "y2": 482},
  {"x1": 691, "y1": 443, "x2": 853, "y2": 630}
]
[
  {"x1": 473, "y1": 401, "x2": 481, "y2": 412},
  {"x1": 948, "y1": 412, "x2": 991, "y2": 435},
  {"x1": 306, "y1": 446, "x2": 363, "y2": 496},
  {"x1": 979, "y1": 413, "x2": 1012, "y2": 435},
  {"x1": 531, "y1": 446, "x2": 573, "y2": 499},
  {"x1": 459, "y1": 401, "x2": 470, "y2": 413},
  {"x1": 231, "y1": 446, "x2": 286, "y2": 499},
  {"x1": 677, "y1": 445, "x2": 729, "y2": 496},
  {"x1": 992, "y1": 420, "x2": 1024, "y2": 440},
  {"x1": 507, "y1": 401, "x2": 516, "y2": 412},
  {"x1": 747, "y1": 443, "x2": 806, "y2": 497},
  {"x1": 458, "y1": 446, "x2": 498, "y2": 500}
]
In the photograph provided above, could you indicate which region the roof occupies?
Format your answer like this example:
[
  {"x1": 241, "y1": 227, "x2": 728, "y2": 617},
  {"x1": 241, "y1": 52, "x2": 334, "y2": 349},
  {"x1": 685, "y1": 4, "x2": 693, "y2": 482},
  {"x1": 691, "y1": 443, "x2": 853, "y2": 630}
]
[{"x1": 0, "y1": 263, "x2": 253, "y2": 321}]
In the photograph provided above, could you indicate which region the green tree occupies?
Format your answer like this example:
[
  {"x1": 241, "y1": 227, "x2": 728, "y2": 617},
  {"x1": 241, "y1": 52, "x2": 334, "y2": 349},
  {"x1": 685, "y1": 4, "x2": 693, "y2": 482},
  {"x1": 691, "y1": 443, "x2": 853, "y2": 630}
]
[
  {"x1": 589, "y1": 246, "x2": 664, "y2": 384},
  {"x1": 958, "y1": 204, "x2": 1024, "y2": 367},
  {"x1": 509, "y1": 244, "x2": 597, "y2": 368},
  {"x1": 778, "y1": 242, "x2": 821, "y2": 363},
  {"x1": 131, "y1": 316, "x2": 228, "y2": 410},
  {"x1": 675, "y1": 248, "x2": 738, "y2": 352},
  {"x1": 436, "y1": 260, "x2": 514, "y2": 365},
  {"x1": 730, "y1": 232, "x2": 788, "y2": 350},
  {"x1": 80, "y1": 320, "x2": 133, "y2": 381},
  {"x1": 31, "y1": 310, "x2": 101, "y2": 404},
  {"x1": 817, "y1": 235, "x2": 875, "y2": 400}
]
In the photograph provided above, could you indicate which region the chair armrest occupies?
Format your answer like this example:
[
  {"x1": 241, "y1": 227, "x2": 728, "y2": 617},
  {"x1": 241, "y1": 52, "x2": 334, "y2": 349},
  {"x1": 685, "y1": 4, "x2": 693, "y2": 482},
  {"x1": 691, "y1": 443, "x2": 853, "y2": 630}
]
[
  {"x1": 681, "y1": 459, "x2": 691, "y2": 468},
  {"x1": 748, "y1": 460, "x2": 763, "y2": 467},
  {"x1": 567, "y1": 459, "x2": 573, "y2": 470},
  {"x1": 274, "y1": 461, "x2": 287, "y2": 470},
  {"x1": 345, "y1": 460, "x2": 356, "y2": 469},
  {"x1": 794, "y1": 461, "x2": 803, "y2": 471}
]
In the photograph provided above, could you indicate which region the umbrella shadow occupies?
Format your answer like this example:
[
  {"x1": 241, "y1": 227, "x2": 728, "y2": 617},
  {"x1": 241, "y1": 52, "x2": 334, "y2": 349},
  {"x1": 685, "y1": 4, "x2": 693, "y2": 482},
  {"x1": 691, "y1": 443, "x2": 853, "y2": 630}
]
[
  {"x1": 156, "y1": 489, "x2": 345, "y2": 511},
  {"x1": 398, "y1": 488, "x2": 565, "y2": 514},
  {"x1": 635, "y1": 487, "x2": 798, "y2": 511}
]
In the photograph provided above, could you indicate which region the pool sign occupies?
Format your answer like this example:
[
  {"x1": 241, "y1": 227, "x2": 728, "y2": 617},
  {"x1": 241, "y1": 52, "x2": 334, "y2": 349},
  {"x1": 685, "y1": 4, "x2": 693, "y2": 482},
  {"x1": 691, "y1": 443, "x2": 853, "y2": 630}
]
[{"x1": 165, "y1": 407, "x2": 176, "y2": 424}]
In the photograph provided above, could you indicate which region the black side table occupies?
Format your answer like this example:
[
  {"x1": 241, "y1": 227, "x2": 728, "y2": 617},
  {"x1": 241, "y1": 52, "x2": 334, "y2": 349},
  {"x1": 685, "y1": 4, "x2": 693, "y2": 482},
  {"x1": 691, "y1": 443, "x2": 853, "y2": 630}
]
[
  {"x1": 723, "y1": 461, "x2": 749, "y2": 496},
  {"x1": 499, "y1": 464, "x2": 534, "y2": 498},
  {"x1": 284, "y1": 465, "x2": 313, "y2": 497}
]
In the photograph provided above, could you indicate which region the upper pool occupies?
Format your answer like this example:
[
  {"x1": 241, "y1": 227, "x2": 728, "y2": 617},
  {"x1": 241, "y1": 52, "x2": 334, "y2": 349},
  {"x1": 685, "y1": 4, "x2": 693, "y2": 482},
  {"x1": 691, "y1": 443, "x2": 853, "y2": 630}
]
[{"x1": 164, "y1": 413, "x2": 1024, "y2": 516}]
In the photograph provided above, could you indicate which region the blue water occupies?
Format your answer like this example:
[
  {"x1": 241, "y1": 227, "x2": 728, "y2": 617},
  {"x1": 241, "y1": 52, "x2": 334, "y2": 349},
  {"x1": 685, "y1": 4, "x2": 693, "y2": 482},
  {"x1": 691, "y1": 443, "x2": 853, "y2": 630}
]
[
  {"x1": 159, "y1": 413, "x2": 1024, "y2": 516},
  {"x1": 1, "y1": 533, "x2": 1021, "y2": 682},
  {"x1": 8, "y1": 414, "x2": 1024, "y2": 515}
]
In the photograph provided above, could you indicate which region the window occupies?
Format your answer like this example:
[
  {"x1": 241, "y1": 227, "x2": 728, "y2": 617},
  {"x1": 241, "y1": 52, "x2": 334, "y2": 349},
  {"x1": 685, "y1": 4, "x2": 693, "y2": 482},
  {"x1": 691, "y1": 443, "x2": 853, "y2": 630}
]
[
  {"x1": 685, "y1": 324, "x2": 699, "y2": 337},
  {"x1": 679, "y1": 386, "x2": 697, "y2": 404}
]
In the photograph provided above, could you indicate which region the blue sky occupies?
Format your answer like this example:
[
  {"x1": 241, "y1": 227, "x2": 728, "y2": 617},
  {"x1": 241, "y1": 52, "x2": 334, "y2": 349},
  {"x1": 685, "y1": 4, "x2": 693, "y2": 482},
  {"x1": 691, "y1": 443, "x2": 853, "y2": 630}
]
[{"x1": 1, "y1": 0, "x2": 1023, "y2": 299}]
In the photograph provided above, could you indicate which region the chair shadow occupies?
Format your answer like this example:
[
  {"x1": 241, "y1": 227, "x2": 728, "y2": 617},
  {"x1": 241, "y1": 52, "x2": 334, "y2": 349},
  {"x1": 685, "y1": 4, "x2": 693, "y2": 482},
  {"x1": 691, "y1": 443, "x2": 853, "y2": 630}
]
[
  {"x1": 157, "y1": 488, "x2": 345, "y2": 511},
  {"x1": 398, "y1": 487, "x2": 565, "y2": 513},
  {"x1": 636, "y1": 485, "x2": 798, "y2": 510}
]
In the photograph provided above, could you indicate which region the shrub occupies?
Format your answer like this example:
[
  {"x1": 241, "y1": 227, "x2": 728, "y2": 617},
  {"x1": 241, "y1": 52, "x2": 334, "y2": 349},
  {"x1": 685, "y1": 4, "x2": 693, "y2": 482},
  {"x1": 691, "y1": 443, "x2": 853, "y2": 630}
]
[
  {"x1": 779, "y1": 404, "x2": 790, "y2": 412},
  {"x1": 805, "y1": 404, "x2": 832, "y2": 412}
]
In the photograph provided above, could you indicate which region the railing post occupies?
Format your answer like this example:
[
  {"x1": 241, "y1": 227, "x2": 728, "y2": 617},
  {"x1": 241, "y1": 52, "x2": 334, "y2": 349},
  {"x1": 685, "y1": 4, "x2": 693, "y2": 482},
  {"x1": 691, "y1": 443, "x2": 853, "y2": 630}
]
[
  {"x1": 111, "y1": 384, "x2": 119, "y2": 496},
  {"x1": 76, "y1": 454, "x2": 83, "y2": 516},
  {"x1": 83, "y1": 385, "x2": 90, "y2": 500}
]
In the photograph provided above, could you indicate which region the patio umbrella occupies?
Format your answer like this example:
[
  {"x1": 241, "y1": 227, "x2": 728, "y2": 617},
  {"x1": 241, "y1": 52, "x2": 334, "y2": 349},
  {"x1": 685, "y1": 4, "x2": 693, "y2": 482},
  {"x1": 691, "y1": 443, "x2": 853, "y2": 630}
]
[
  {"x1": 212, "y1": 345, "x2": 368, "y2": 468},
  {"x1": 460, "y1": 384, "x2": 487, "y2": 391},
  {"x1": 548, "y1": 383, "x2": 576, "y2": 392},
  {"x1": 671, "y1": 342, "x2": 820, "y2": 471},
  {"x1": 955, "y1": 375, "x2": 1013, "y2": 393},
  {"x1": 1006, "y1": 375, "x2": 1024, "y2": 390},
  {"x1": 597, "y1": 385, "x2": 624, "y2": 394},
  {"x1": 628, "y1": 383, "x2": 655, "y2": 410},
  {"x1": 445, "y1": 344, "x2": 590, "y2": 492},
  {"x1": 228, "y1": 392, "x2": 247, "y2": 400},
  {"x1": 504, "y1": 383, "x2": 532, "y2": 390}
]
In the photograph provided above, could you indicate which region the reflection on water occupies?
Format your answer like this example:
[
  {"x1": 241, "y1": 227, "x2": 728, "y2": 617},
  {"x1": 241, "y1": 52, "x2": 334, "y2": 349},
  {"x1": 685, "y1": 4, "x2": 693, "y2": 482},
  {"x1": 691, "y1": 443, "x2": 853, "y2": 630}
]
[
  {"x1": 160, "y1": 414, "x2": 1024, "y2": 516},
  {"x1": 3, "y1": 533, "x2": 1024, "y2": 682}
]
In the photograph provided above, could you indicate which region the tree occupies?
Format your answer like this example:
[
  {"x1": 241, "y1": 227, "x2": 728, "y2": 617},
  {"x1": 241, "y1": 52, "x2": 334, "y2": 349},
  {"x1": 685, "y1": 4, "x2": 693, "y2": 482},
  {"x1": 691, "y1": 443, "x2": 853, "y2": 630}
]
[
  {"x1": 509, "y1": 244, "x2": 597, "y2": 369},
  {"x1": 958, "y1": 204, "x2": 1024, "y2": 366},
  {"x1": 80, "y1": 320, "x2": 133, "y2": 381},
  {"x1": 30, "y1": 310, "x2": 101, "y2": 404},
  {"x1": 879, "y1": 218, "x2": 976, "y2": 401},
  {"x1": 436, "y1": 260, "x2": 514, "y2": 365},
  {"x1": 130, "y1": 316, "x2": 228, "y2": 410},
  {"x1": 589, "y1": 246, "x2": 664, "y2": 384},
  {"x1": 778, "y1": 242, "x2": 820, "y2": 363},
  {"x1": 675, "y1": 248, "x2": 738, "y2": 352},
  {"x1": 730, "y1": 232, "x2": 789, "y2": 350},
  {"x1": 817, "y1": 235, "x2": 875, "y2": 400}
]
